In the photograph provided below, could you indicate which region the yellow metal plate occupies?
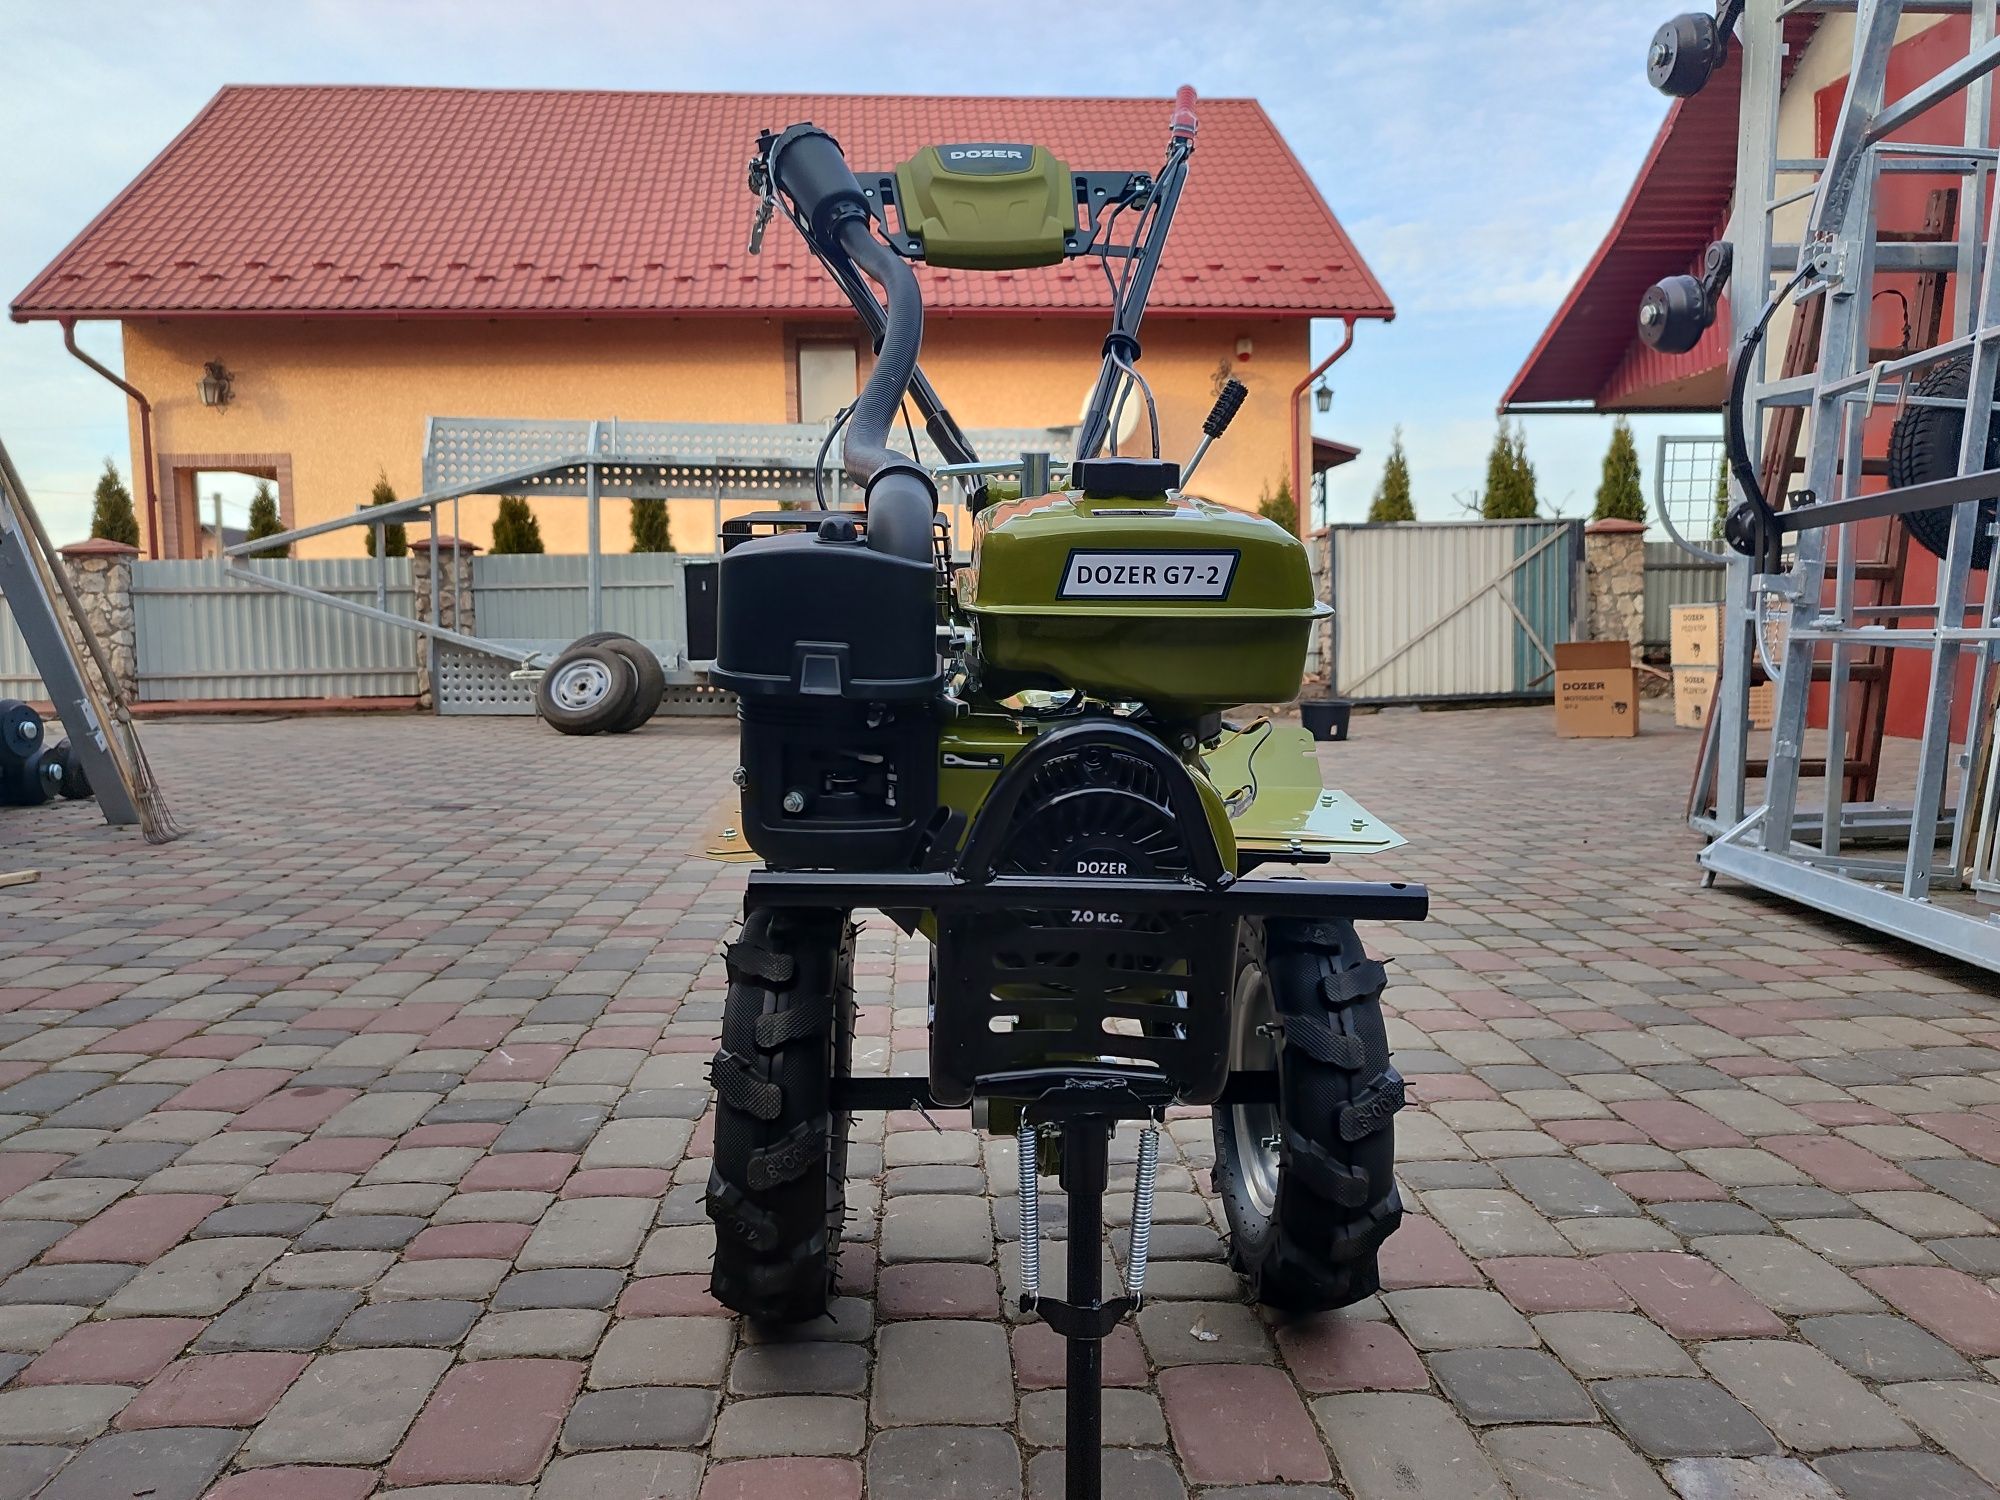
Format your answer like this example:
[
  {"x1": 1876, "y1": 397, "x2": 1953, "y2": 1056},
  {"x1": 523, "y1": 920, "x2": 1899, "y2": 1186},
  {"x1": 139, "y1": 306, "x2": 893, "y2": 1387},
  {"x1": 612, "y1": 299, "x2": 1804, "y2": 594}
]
[{"x1": 1205, "y1": 720, "x2": 1406, "y2": 857}]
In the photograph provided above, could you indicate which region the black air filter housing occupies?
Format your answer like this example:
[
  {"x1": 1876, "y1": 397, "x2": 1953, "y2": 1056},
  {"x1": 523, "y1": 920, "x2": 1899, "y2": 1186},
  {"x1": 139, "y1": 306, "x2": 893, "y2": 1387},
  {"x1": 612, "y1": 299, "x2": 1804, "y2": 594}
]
[{"x1": 710, "y1": 520, "x2": 940, "y2": 701}]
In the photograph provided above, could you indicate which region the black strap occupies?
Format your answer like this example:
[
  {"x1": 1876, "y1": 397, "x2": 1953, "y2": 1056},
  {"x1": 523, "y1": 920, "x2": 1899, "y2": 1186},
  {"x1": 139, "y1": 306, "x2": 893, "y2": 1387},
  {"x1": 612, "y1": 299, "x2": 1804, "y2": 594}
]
[
  {"x1": 1339, "y1": 1074, "x2": 1406, "y2": 1143},
  {"x1": 1321, "y1": 959, "x2": 1387, "y2": 1008},
  {"x1": 1282, "y1": 1124, "x2": 1373, "y2": 1208},
  {"x1": 1278, "y1": 1012, "x2": 1366, "y2": 1070},
  {"x1": 746, "y1": 1117, "x2": 826, "y2": 1191},
  {"x1": 711, "y1": 1050, "x2": 782, "y2": 1121},
  {"x1": 729, "y1": 943, "x2": 796, "y2": 988},
  {"x1": 755, "y1": 997, "x2": 831, "y2": 1050}
]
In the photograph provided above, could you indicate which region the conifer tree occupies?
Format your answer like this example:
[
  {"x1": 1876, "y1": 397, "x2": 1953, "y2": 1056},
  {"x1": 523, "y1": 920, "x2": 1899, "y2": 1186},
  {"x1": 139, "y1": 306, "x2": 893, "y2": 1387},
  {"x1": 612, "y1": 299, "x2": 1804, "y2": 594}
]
[
  {"x1": 244, "y1": 480, "x2": 288, "y2": 559},
  {"x1": 1367, "y1": 428, "x2": 1416, "y2": 523},
  {"x1": 1593, "y1": 417, "x2": 1646, "y2": 523},
  {"x1": 363, "y1": 470, "x2": 408, "y2": 558},
  {"x1": 89, "y1": 459, "x2": 140, "y2": 548},
  {"x1": 490, "y1": 496, "x2": 545, "y2": 554}
]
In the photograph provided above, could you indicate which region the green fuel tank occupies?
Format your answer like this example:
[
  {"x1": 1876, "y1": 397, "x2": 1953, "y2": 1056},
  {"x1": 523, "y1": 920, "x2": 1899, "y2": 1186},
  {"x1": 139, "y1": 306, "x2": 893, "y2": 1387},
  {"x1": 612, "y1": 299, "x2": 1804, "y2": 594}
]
[{"x1": 958, "y1": 488, "x2": 1329, "y2": 714}]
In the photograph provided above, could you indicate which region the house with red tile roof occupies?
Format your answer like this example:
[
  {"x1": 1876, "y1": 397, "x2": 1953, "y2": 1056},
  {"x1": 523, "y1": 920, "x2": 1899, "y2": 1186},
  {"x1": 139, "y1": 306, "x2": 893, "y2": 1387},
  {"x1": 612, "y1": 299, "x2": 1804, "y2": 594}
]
[{"x1": 12, "y1": 86, "x2": 1390, "y2": 558}]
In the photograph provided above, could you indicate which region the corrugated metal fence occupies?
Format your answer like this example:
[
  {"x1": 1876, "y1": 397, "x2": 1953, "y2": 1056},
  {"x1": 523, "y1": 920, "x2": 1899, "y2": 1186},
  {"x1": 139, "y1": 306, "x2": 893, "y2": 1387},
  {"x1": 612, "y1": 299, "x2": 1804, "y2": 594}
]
[
  {"x1": 1643, "y1": 539, "x2": 1725, "y2": 648},
  {"x1": 131, "y1": 559, "x2": 419, "y2": 702},
  {"x1": 0, "y1": 600, "x2": 41, "y2": 701},
  {"x1": 7, "y1": 539, "x2": 1713, "y2": 709},
  {"x1": 1327, "y1": 519, "x2": 1582, "y2": 704},
  {"x1": 471, "y1": 553, "x2": 690, "y2": 665}
]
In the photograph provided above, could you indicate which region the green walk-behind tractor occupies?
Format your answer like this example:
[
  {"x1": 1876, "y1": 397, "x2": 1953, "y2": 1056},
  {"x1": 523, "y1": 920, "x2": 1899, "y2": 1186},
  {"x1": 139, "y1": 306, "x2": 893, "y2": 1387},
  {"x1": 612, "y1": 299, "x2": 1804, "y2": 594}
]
[{"x1": 705, "y1": 88, "x2": 1427, "y2": 1496}]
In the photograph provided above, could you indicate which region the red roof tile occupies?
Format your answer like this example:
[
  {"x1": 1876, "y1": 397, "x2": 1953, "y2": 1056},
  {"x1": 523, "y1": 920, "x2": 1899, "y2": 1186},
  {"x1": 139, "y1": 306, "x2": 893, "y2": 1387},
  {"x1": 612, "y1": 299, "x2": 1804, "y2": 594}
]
[{"x1": 12, "y1": 86, "x2": 1391, "y2": 323}]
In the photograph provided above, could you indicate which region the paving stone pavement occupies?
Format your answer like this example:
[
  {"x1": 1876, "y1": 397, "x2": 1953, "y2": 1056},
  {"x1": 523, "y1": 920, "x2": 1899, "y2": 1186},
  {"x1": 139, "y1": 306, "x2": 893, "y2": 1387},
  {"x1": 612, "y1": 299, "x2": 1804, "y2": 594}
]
[{"x1": 0, "y1": 705, "x2": 1996, "y2": 1498}]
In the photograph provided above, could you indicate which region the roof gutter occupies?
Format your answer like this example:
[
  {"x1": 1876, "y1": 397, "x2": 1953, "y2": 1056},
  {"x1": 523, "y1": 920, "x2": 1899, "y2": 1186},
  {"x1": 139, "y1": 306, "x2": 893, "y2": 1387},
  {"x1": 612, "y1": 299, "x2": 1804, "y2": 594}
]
[
  {"x1": 60, "y1": 319, "x2": 159, "y2": 559},
  {"x1": 1292, "y1": 316, "x2": 1355, "y2": 532}
]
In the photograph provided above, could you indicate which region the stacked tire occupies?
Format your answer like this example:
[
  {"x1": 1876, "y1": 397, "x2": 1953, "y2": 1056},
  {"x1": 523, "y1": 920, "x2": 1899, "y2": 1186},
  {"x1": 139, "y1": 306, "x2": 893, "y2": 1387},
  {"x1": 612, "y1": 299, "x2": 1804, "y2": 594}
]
[
  {"x1": 534, "y1": 634, "x2": 665, "y2": 736},
  {"x1": 0, "y1": 701, "x2": 91, "y2": 808}
]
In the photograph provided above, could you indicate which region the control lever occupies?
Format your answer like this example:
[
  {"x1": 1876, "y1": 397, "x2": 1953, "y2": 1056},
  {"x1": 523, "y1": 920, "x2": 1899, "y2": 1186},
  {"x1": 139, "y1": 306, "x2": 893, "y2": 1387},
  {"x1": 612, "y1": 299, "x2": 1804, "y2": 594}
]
[{"x1": 1181, "y1": 378, "x2": 1247, "y2": 488}]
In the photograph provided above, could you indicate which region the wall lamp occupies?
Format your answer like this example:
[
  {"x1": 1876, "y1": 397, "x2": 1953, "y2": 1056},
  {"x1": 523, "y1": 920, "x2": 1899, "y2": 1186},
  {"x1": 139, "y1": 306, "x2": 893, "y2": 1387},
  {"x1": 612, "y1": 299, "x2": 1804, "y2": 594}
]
[{"x1": 197, "y1": 360, "x2": 234, "y2": 409}]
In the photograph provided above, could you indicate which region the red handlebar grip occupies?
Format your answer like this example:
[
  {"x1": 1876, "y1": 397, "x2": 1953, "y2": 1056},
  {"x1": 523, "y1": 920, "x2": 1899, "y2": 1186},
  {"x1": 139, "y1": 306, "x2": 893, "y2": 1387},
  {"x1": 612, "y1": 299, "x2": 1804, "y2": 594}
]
[{"x1": 1171, "y1": 85, "x2": 1199, "y2": 139}]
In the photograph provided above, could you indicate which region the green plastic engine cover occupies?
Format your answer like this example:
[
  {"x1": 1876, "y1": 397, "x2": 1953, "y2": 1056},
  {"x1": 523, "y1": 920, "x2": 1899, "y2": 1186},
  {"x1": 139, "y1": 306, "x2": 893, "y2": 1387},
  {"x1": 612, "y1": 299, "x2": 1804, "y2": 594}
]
[
  {"x1": 960, "y1": 490, "x2": 1330, "y2": 714},
  {"x1": 893, "y1": 144, "x2": 1076, "y2": 269}
]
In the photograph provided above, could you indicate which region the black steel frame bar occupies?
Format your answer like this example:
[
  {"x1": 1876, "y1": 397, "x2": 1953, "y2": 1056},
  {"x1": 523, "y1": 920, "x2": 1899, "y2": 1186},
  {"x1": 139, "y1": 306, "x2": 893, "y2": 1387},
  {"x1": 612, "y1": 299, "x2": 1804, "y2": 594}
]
[
  {"x1": 1776, "y1": 465, "x2": 2000, "y2": 533},
  {"x1": 745, "y1": 869, "x2": 1431, "y2": 922},
  {"x1": 830, "y1": 1071, "x2": 1280, "y2": 1111}
]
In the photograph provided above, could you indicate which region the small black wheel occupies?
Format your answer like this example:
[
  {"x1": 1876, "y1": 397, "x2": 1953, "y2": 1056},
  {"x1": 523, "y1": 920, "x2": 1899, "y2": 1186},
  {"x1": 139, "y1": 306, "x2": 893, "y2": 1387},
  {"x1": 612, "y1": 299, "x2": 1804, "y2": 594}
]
[
  {"x1": 1886, "y1": 353, "x2": 1998, "y2": 571},
  {"x1": 1, "y1": 747, "x2": 57, "y2": 808},
  {"x1": 707, "y1": 907, "x2": 856, "y2": 1324},
  {"x1": 600, "y1": 639, "x2": 667, "y2": 734},
  {"x1": 1213, "y1": 916, "x2": 1403, "y2": 1313},
  {"x1": 534, "y1": 644, "x2": 637, "y2": 736},
  {"x1": 52, "y1": 741, "x2": 92, "y2": 801},
  {"x1": 0, "y1": 700, "x2": 45, "y2": 762}
]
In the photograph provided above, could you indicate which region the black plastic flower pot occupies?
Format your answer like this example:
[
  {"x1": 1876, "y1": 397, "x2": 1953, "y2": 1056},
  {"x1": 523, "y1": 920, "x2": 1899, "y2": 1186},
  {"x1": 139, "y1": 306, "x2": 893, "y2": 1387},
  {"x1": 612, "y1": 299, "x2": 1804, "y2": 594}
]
[{"x1": 1300, "y1": 699, "x2": 1352, "y2": 743}]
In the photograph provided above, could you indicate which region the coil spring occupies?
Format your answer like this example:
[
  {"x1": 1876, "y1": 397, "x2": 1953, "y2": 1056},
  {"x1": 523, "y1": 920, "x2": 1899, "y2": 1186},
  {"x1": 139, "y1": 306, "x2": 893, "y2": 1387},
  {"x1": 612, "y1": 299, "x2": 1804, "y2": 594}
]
[
  {"x1": 1125, "y1": 1120, "x2": 1160, "y2": 1304},
  {"x1": 1017, "y1": 1119, "x2": 1040, "y2": 1309}
]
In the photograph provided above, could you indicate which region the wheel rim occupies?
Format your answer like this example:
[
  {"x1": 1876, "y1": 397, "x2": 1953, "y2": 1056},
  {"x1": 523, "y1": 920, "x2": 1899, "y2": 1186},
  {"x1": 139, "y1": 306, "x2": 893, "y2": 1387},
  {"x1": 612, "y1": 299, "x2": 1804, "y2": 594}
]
[
  {"x1": 1227, "y1": 958, "x2": 1281, "y2": 1218},
  {"x1": 549, "y1": 658, "x2": 615, "y2": 712}
]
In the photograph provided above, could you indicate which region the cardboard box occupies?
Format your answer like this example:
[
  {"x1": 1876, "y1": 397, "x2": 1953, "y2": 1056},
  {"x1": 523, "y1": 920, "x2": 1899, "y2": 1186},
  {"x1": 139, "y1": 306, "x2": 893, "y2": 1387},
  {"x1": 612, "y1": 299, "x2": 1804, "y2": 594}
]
[
  {"x1": 1554, "y1": 642, "x2": 1639, "y2": 738},
  {"x1": 1674, "y1": 666, "x2": 1774, "y2": 730},
  {"x1": 1675, "y1": 666, "x2": 1716, "y2": 729},
  {"x1": 1670, "y1": 604, "x2": 1721, "y2": 666},
  {"x1": 1750, "y1": 681, "x2": 1775, "y2": 729}
]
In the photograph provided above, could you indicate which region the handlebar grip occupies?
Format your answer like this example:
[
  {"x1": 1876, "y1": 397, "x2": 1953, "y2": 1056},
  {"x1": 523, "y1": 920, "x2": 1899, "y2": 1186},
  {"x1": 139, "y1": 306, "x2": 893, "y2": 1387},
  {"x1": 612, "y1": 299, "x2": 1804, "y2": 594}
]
[
  {"x1": 1171, "y1": 85, "x2": 1199, "y2": 140},
  {"x1": 1202, "y1": 378, "x2": 1247, "y2": 438}
]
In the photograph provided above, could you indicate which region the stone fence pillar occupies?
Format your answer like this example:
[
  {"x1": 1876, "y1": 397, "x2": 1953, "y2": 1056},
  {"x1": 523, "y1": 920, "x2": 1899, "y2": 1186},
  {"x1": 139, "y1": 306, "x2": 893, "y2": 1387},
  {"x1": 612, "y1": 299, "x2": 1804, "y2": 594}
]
[
  {"x1": 1583, "y1": 518, "x2": 1647, "y2": 659},
  {"x1": 57, "y1": 537, "x2": 139, "y2": 704},
  {"x1": 410, "y1": 535, "x2": 482, "y2": 710},
  {"x1": 1306, "y1": 527, "x2": 1332, "y2": 691}
]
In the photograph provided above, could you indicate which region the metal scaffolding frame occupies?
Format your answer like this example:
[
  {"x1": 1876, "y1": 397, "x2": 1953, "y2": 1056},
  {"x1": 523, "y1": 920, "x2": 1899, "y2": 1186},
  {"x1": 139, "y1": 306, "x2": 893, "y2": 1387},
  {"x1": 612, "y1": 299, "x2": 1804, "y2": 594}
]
[{"x1": 1703, "y1": 0, "x2": 2000, "y2": 972}]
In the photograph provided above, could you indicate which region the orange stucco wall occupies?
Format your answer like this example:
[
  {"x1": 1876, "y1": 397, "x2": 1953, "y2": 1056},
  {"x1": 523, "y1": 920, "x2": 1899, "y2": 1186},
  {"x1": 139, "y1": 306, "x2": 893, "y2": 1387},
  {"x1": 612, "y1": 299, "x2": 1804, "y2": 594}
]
[{"x1": 120, "y1": 314, "x2": 1312, "y2": 558}]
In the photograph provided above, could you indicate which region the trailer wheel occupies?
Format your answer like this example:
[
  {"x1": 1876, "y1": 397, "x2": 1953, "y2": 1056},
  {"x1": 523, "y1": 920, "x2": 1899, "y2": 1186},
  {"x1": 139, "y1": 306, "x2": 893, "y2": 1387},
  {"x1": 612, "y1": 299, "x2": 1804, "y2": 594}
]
[
  {"x1": 707, "y1": 907, "x2": 855, "y2": 1324},
  {"x1": 1213, "y1": 916, "x2": 1403, "y2": 1312},
  {"x1": 601, "y1": 639, "x2": 666, "y2": 734},
  {"x1": 1886, "y1": 352, "x2": 1998, "y2": 571},
  {"x1": 535, "y1": 644, "x2": 637, "y2": 735}
]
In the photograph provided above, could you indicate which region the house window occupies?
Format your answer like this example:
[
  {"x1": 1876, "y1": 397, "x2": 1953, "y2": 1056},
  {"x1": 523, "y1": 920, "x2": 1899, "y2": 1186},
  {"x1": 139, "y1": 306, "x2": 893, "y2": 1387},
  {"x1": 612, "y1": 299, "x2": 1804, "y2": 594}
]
[{"x1": 796, "y1": 341, "x2": 858, "y2": 424}]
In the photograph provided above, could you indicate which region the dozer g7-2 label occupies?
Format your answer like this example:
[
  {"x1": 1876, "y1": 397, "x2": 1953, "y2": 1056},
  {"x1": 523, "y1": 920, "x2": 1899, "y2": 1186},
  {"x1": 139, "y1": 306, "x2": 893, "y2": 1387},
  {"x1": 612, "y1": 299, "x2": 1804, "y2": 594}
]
[{"x1": 1057, "y1": 549, "x2": 1239, "y2": 600}]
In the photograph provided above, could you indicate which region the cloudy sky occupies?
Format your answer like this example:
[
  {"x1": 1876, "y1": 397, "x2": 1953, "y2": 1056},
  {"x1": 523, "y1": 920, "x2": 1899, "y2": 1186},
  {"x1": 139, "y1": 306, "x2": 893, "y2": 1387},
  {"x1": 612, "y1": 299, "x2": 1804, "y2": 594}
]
[{"x1": 0, "y1": 0, "x2": 1714, "y2": 541}]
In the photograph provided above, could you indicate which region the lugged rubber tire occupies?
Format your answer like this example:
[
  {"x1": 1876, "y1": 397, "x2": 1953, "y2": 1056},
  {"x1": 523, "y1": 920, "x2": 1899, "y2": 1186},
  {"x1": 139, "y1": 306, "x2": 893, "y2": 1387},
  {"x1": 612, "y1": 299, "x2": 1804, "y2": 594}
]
[
  {"x1": 602, "y1": 639, "x2": 667, "y2": 734},
  {"x1": 1212, "y1": 916, "x2": 1403, "y2": 1312},
  {"x1": 534, "y1": 644, "x2": 637, "y2": 736},
  {"x1": 1884, "y1": 352, "x2": 1998, "y2": 572},
  {"x1": 707, "y1": 907, "x2": 855, "y2": 1324}
]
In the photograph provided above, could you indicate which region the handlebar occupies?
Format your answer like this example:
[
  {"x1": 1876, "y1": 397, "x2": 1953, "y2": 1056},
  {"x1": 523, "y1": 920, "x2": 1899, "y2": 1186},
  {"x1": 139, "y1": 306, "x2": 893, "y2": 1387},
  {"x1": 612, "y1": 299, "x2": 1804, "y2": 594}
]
[
  {"x1": 761, "y1": 123, "x2": 938, "y2": 565},
  {"x1": 756, "y1": 86, "x2": 1201, "y2": 526},
  {"x1": 1073, "y1": 87, "x2": 1201, "y2": 463}
]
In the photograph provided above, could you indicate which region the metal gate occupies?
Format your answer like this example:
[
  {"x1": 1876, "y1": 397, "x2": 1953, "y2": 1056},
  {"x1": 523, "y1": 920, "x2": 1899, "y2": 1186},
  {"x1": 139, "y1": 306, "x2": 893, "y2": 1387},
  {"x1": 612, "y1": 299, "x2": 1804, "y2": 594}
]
[
  {"x1": 132, "y1": 559, "x2": 419, "y2": 702},
  {"x1": 1327, "y1": 519, "x2": 1582, "y2": 704}
]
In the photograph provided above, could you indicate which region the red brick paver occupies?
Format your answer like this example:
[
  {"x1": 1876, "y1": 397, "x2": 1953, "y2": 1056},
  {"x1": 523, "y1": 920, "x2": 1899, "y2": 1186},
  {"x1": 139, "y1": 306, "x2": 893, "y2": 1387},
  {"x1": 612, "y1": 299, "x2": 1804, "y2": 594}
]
[
  {"x1": 1160, "y1": 1363, "x2": 1333, "y2": 1483},
  {"x1": 0, "y1": 708, "x2": 1993, "y2": 1495},
  {"x1": 386, "y1": 1357, "x2": 585, "y2": 1485}
]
